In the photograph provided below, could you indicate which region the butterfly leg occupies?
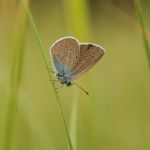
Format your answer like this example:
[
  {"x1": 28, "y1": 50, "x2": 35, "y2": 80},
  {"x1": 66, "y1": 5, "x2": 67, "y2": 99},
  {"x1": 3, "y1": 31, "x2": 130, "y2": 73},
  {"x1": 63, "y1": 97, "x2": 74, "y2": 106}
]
[
  {"x1": 62, "y1": 65, "x2": 65, "y2": 76},
  {"x1": 55, "y1": 85, "x2": 64, "y2": 90},
  {"x1": 48, "y1": 67, "x2": 55, "y2": 73},
  {"x1": 50, "y1": 80, "x2": 59, "y2": 82}
]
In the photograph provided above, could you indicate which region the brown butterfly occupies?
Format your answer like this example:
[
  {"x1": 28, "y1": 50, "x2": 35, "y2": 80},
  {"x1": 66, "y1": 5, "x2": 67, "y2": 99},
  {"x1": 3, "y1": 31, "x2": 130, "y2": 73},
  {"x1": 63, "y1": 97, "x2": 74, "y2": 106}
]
[{"x1": 50, "y1": 36, "x2": 105, "y2": 95}]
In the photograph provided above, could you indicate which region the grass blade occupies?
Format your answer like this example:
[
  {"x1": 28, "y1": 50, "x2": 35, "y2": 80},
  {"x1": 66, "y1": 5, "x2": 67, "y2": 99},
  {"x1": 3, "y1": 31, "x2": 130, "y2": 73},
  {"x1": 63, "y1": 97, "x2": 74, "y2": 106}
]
[
  {"x1": 3, "y1": 1, "x2": 30, "y2": 150},
  {"x1": 63, "y1": 0, "x2": 91, "y2": 39},
  {"x1": 62, "y1": 0, "x2": 91, "y2": 149},
  {"x1": 134, "y1": 0, "x2": 150, "y2": 69},
  {"x1": 70, "y1": 93, "x2": 78, "y2": 150},
  {"x1": 22, "y1": 0, "x2": 73, "y2": 149}
]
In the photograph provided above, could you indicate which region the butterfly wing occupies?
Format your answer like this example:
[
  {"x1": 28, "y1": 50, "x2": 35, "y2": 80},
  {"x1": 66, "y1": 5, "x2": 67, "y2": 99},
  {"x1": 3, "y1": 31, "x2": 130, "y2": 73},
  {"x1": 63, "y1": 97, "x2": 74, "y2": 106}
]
[
  {"x1": 70, "y1": 43, "x2": 105, "y2": 80},
  {"x1": 50, "y1": 37, "x2": 80, "y2": 76}
]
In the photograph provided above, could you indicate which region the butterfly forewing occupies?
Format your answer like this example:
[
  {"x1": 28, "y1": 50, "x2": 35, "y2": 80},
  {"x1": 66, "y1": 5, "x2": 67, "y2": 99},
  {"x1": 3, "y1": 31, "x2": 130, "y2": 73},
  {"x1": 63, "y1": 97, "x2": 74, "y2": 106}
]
[
  {"x1": 70, "y1": 43, "x2": 105, "y2": 80},
  {"x1": 50, "y1": 37, "x2": 80, "y2": 76}
]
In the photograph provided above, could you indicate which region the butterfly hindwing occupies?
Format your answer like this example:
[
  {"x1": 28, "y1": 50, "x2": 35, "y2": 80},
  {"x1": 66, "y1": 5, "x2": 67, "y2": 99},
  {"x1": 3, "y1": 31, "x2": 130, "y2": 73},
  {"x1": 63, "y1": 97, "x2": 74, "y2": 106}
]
[{"x1": 70, "y1": 43, "x2": 105, "y2": 80}]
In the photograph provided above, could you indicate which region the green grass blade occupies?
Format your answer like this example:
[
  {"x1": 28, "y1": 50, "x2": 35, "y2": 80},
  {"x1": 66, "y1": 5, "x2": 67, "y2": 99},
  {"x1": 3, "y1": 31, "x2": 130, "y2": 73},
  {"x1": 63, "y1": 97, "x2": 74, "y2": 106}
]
[
  {"x1": 134, "y1": 0, "x2": 150, "y2": 69},
  {"x1": 63, "y1": 0, "x2": 91, "y2": 39},
  {"x1": 62, "y1": 0, "x2": 91, "y2": 149},
  {"x1": 4, "y1": 93, "x2": 17, "y2": 150},
  {"x1": 70, "y1": 93, "x2": 78, "y2": 150},
  {"x1": 22, "y1": 1, "x2": 73, "y2": 150},
  {"x1": 3, "y1": 1, "x2": 30, "y2": 150}
]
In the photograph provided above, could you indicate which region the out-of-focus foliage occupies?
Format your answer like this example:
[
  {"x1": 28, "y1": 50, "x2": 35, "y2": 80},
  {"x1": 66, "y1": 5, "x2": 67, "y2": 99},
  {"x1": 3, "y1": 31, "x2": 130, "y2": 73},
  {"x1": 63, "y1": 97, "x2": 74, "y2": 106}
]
[{"x1": 0, "y1": 0, "x2": 150, "y2": 150}]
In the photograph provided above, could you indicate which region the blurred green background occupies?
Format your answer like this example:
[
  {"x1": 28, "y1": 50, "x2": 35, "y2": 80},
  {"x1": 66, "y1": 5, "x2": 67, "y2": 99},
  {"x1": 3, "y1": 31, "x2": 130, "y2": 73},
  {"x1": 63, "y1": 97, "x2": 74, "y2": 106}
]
[{"x1": 0, "y1": 0, "x2": 150, "y2": 150}]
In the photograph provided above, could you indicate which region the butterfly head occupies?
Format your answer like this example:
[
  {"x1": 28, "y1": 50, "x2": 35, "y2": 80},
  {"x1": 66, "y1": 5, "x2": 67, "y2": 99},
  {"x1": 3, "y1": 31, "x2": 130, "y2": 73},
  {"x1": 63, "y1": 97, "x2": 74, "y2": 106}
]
[{"x1": 56, "y1": 73, "x2": 72, "y2": 87}]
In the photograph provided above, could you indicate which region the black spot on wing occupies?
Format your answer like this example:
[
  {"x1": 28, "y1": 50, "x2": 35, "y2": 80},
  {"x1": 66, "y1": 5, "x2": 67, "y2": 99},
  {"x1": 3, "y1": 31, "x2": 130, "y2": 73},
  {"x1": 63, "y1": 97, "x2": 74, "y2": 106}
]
[{"x1": 86, "y1": 44, "x2": 93, "y2": 51}]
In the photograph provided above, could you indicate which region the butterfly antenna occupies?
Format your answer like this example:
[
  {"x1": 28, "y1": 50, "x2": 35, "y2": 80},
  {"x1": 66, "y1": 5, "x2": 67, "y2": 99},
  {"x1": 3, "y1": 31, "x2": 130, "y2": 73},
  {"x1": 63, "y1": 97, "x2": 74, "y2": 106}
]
[{"x1": 73, "y1": 83, "x2": 89, "y2": 96}]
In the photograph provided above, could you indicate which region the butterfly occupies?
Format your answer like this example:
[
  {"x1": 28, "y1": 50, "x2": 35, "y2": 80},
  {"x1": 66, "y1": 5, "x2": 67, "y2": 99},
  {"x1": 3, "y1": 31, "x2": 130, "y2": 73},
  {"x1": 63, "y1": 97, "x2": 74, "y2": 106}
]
[{"x1": 50, "y1": 36, "x2": 105, "y2": 95}]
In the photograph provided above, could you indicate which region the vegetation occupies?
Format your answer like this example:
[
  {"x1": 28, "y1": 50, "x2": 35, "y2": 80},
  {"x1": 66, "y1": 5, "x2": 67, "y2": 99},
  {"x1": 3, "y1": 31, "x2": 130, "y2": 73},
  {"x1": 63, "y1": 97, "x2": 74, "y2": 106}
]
[{"x1": 0, "y1": 0, "x2": 150, "y2": 150}]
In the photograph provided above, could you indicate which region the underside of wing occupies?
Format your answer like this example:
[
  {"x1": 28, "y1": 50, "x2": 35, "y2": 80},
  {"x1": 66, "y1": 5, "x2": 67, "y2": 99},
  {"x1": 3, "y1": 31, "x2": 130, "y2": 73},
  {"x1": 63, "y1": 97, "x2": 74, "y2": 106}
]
[
  {"x1": 70, "y1": 43, "x2": 105, "y2": 80},
  {"x1": 50, "y1": 37, "x2": 80, "y2": 76}
]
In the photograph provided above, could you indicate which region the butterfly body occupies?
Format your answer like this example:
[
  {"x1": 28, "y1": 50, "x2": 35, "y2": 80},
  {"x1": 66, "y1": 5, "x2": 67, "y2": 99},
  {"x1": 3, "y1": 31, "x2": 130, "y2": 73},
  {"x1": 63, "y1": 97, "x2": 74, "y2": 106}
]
[
  {"x1": 50, "y1": 36, "x2": 105, "y2": 93},
  {"x1": 56, "y1": 73, "x2": 72, "y2": 87}
]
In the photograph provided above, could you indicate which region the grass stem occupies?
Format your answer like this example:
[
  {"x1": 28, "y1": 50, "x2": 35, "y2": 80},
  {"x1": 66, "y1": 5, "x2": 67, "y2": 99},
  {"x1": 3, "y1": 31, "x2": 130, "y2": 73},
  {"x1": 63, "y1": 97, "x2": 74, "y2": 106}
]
[
  {"x1": 22, "y1": 0, "x2": 73, "y2": 149},
  {"x1": 3, "y1": 1, "x2": 29, "y2": 150},
  {"x1": 134, "y1": 0, "x2": 150, "y2": 69}
]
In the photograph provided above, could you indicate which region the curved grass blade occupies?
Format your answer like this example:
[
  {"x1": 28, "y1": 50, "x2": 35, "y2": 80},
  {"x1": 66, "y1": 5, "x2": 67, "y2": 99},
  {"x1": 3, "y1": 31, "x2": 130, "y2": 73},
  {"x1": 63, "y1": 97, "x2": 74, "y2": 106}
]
[
  {"x1": 62, "y1": 0, "x2": 91, "y2": 149},
  {"x1": 70, "y1": 93, "x2": 78, "y2": 150},
  {"x1": 3, "y1": 1, "x2": 30, "y2": 150},
  {"x1": 22, "y1": 0, "x2": 73, "y2": 149},
  {"x1": 134, "y1": 0, "x2": 150, "y2": 70}
]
